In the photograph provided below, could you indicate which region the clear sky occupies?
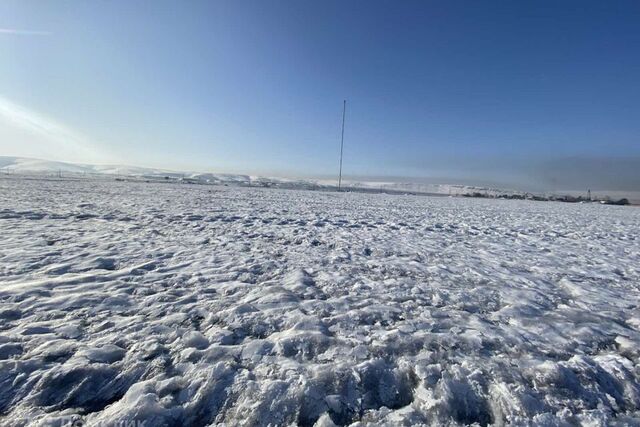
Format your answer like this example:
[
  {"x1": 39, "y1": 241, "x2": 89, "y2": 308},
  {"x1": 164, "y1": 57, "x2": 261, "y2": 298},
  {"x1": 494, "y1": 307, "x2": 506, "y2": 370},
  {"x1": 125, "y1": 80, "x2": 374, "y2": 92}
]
[{"x1": 1, "y1": 1, "x2": 639, "y2": 190}]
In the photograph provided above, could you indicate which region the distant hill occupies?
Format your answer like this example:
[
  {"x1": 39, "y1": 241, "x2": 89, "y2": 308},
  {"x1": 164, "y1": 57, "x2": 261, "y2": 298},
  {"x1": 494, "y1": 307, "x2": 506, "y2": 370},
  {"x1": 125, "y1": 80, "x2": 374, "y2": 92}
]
[
  {"x1": 0, "y1": 156, "x2": 505, "y2": 196},
  {"x1": 0, "y1": 156, "x2": 171, "y2": 176},
  {"x1": 1, "y1": 156, "x2": 636, "y2": 203}
]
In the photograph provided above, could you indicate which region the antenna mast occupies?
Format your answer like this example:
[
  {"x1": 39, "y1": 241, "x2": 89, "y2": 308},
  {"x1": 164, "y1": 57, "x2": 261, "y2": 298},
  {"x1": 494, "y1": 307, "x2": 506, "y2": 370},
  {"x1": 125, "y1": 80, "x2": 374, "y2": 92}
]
[{"x1": 338, "y1": 100, "x2": 346, "y2": 190}]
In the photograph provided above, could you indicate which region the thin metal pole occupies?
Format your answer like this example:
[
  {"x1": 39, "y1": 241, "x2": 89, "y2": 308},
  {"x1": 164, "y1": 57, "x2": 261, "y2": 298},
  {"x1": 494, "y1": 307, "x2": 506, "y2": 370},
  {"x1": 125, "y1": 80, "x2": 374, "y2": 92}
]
[{"x1": 338, "y1": 100, "x2": 346, "y2": 191}]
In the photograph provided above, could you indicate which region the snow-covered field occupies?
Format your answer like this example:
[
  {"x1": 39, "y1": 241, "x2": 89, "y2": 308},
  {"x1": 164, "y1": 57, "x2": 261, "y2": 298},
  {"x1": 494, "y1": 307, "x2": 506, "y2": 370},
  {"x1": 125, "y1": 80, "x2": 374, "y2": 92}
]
[{"x1": 1, "y1": 177, "x2": 639, "y2": 426}]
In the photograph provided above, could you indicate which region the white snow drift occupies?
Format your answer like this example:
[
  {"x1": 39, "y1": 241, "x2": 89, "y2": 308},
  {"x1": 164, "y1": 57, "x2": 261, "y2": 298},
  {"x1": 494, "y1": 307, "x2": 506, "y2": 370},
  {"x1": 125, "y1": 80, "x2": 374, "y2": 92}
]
[{"x1": 0, "y1": 176, "x2": 639, "y2": 426}]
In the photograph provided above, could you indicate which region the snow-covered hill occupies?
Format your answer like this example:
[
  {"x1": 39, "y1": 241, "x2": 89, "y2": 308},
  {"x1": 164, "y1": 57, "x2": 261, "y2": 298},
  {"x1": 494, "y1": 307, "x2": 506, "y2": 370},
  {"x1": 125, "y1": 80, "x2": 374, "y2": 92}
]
[
  {"x1": 0, "y1": 156, "x2": 174, "y2": 177},
  {"x1": 1, "y1": 156, "x2": 637, "y2": 202},
  {"x1": 0, "y1": 156, "x2": 516, "y2": 197}
]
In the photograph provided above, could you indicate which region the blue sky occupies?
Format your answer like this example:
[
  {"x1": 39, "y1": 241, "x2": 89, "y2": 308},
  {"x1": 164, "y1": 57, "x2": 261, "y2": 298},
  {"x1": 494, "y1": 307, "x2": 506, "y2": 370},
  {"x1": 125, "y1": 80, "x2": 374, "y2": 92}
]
[{"x1": 1, "y1": 1, "x2": 639, "y2": 190}]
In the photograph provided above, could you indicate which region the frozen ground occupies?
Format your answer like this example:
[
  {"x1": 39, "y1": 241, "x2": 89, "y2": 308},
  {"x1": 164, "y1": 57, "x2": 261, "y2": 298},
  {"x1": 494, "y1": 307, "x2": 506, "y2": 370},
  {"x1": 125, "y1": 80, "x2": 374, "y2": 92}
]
[{"x1": 1, "y1": 177, "x2": 639, "y2": 426}]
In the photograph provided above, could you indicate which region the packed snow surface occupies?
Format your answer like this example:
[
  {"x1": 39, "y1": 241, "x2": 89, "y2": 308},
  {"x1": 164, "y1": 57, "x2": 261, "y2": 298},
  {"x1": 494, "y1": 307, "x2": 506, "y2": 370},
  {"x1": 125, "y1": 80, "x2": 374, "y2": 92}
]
[{"x1": 1, "y1": 177, "x2": 639, "y2": 426}]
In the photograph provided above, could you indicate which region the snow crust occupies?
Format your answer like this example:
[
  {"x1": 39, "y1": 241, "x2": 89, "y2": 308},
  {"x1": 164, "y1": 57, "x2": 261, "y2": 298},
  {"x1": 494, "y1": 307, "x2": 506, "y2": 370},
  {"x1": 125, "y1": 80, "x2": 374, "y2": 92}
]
[{"x1": 1, "y1": 177, "x2": 639, "y2": 426}]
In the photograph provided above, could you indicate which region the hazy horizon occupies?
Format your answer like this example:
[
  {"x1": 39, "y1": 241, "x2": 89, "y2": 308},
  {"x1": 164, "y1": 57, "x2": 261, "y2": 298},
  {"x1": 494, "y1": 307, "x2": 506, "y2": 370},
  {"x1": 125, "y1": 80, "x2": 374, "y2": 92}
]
[
  {"x1": 3, "y1": 154, "x2": 640, "y2": 197},
  {"x1": 1, "y1": 1, "x2": 639, "y2": 192}
]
